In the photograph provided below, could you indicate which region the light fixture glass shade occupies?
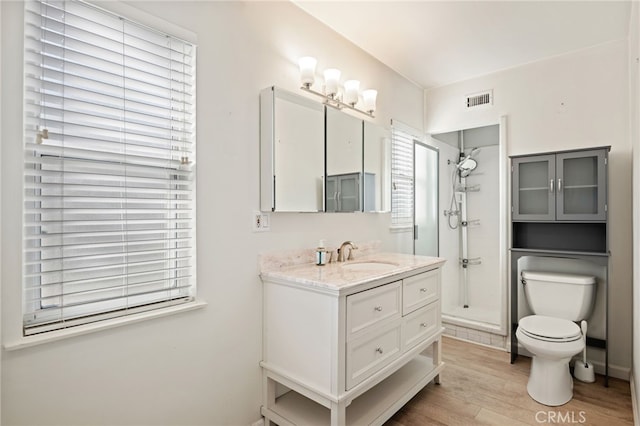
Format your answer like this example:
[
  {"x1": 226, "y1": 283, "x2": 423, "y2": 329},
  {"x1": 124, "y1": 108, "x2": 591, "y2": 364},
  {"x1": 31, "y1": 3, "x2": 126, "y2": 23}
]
[
  {"x1": 323, "y1": 68, "x2": 341, "y2": 97},
  {"x1": 344, "y1": 80, "x2": 360, "y2": 106},
  {"x1": 362, "y1": 89, "x2": 378, "y2": 113},
  {"x1": 299, "y1": 56, "x2": 317, "y2": 87}
]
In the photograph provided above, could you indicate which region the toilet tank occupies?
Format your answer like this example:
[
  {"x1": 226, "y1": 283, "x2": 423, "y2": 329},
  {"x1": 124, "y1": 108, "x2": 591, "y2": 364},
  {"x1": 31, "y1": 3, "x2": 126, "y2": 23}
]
[{"x1": 521, "y1": 270, "x2": 596, "y2": 321}]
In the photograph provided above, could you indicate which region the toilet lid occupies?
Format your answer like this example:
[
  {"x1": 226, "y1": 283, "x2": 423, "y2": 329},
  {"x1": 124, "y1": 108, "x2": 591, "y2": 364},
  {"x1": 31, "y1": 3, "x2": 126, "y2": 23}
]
[{"x1": 519, "y1": 315, "x2": 582, "y2": 342}]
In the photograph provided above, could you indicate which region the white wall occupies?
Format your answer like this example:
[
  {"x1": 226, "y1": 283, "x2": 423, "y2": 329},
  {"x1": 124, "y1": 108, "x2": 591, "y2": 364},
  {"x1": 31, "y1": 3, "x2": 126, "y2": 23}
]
[
  {"x1": 0, "y1": 1, "x2": 421, "y2": 425},
  {"x1": 425, "y1": 39, "x2": 633, "y2": 377},
  {"x1": 0, "y1": 0, "x2": 3, "y2": 420},
  {"x1": 630, "y1": 0, "x2": 640, "y2": 418}
]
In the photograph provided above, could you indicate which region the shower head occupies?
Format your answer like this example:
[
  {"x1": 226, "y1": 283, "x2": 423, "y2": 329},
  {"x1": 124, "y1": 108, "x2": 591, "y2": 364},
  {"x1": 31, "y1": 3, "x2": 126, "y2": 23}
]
[{"x1": 456, "y1": 147, "x2": 480, "y2": 177}]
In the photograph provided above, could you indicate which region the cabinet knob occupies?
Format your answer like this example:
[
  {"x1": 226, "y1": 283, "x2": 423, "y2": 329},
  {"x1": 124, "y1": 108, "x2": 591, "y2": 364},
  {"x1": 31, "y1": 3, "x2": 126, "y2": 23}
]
[
  {"x1": 375, "y1": 347, "x2": 384, "y2": 354},
  {"x1": 374, "y1": 306, "x2": 383, "y2": 312},
  {"x1": 420, "y1": 322, "x2": 428, "y2": 328},
  {"x1": 419, "y1": 288, "x2": 427, "y2": 293}
]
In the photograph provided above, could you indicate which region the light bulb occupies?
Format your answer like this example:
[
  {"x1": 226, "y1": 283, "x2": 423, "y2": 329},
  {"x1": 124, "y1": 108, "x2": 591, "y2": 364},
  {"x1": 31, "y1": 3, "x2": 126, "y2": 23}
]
[
  {"x1": 299, "y1": 56, "x2": 317, "y2": 88},
  {"x1": 323, "y1": 68, "x2": 341, "y2": 98},
  {"x1": 362, "y1": 89, "x2": 377, "y2": 114},
  {"x1": 344, "y1": 80, "x2": 360, "y2": 106}
]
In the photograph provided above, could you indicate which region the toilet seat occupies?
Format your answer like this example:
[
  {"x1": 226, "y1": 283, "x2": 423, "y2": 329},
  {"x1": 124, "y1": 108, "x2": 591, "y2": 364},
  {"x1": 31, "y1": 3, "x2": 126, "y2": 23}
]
[{"x1": 519, "y1": 315, "x2": 582, "y2": 343}]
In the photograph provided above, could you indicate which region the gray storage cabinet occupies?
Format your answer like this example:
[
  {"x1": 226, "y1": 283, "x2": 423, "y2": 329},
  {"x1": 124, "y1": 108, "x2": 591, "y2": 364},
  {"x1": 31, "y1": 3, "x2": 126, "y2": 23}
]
[
  {"x1": 510, "y1": 146, "x2": 611, "y2": 386},
  {"x1": 512, "y1": 149, "x2": 607, "y2": 221}
]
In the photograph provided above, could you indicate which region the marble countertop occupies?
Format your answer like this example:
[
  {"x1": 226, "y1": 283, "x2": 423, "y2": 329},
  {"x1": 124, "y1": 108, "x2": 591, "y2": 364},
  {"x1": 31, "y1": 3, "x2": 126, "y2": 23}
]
[{"x1": 260, "y1": 252, "x2": 446, "y2": 292}]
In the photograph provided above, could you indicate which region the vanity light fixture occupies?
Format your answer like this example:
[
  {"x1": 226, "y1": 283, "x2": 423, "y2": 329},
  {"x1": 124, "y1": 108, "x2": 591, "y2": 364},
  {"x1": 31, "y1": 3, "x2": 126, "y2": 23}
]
[
  {"x1": 343, "y1": 80, "x2": 360, "y2": 106},
  {"x1": 299, "y1": 56, "x2": 317, "y2": 88},
  {"x1": 362, "y1": 89, "x2": 378, "y2": 115},
  {"x1": 323, "y1": 68, "x2": 341, "y2": 98},
  {"x1": 298, "y1": 56, "x2": 376, "y2": 117}
]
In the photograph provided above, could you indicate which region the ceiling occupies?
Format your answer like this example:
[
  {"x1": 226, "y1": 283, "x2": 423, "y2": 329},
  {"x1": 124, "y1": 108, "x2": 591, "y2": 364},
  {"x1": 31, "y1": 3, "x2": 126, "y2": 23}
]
[{"x1": 293, "y1": 1, "x2": 632, "y2": 90}]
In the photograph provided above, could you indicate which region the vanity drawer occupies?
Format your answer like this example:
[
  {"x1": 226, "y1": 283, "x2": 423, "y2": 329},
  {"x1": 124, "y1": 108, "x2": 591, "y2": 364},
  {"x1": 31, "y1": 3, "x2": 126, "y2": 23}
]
[
  {"x1": 402, "y1": 269, "x2": 440, "y2": 315},
  {"x1": 346, "y1": 321, "x2": 402, "y2": 390},
  {"x1": 346, "y1": 281, "x2": 401, "y2": 337},
  {"x1": 402, "y1": 302, "x2": 440, "y2": 350}
]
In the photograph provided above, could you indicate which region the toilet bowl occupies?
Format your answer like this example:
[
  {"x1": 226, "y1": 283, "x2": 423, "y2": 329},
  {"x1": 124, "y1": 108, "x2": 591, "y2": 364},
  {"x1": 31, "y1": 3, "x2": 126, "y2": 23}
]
[
  {"x1": 516, "y1": 315, "x2": 584, "y2": 406},
  {"x1": 516, "y1": 270, "x2": 596, "y2": 406}
]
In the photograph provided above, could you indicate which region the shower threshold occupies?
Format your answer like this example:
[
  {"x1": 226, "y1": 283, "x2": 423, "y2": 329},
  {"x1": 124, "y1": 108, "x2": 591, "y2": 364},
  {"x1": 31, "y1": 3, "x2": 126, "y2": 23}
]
[{"x1": 443, "y1": 308, "x2": 504, "y2": 335}]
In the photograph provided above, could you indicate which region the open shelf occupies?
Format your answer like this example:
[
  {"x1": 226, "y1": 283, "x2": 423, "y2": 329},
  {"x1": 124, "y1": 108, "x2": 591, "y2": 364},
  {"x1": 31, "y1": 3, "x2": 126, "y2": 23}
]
[
  {"x1": 512, "y1": 222, "x2": 606, "y2": 253},
  {"x1": 262, "y1": 353, "x2": 443, "y2": 426}
]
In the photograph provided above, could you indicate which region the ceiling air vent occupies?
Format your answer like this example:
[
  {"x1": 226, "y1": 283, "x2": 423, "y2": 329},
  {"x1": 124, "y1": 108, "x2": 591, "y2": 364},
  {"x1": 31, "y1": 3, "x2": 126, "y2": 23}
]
[{"x1": 466, "y1": 90, "x2": 493, "y2": 108}]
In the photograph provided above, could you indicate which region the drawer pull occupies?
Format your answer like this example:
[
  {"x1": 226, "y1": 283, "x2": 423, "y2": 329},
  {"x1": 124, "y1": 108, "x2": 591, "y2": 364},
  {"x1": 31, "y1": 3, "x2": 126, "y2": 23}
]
[
  {"x1": 375, "y1": 347, "x2": 384, "y2": 354},
  {"x1": 420, "y1": 322, "x2": 428, "y2": 328},
  {"x1": 419, "y1": 288, "x2": 427, "y2": 293},
  {"x1": 374, "y1": 306, "x2": 383, "y2": 312}
]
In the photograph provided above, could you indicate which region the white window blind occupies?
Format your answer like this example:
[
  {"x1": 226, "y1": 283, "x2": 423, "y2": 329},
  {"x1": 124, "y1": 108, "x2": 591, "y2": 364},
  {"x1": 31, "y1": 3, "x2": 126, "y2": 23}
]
[
  {"x1": 391, "y1": 126, "x2": 414, "y2": 227},
  {"x1": 23, "y1": 0, "x2": 196, "y2": 335}
]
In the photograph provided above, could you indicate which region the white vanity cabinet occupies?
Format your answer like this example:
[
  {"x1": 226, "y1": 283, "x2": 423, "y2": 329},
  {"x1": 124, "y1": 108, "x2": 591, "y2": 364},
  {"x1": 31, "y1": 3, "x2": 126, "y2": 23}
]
[{"x1": 260, "y1": 255, "x2": 445, "y2": 426}]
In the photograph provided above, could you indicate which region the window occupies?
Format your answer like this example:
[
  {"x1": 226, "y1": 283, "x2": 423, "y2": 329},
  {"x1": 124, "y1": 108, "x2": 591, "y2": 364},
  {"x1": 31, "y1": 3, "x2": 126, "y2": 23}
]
[
  {"x1": 23, "y1": 0, "x2": 196, "y2": 335},
  {"x1": 391, "y1": 125, "x2": 415, "y2": 228}
]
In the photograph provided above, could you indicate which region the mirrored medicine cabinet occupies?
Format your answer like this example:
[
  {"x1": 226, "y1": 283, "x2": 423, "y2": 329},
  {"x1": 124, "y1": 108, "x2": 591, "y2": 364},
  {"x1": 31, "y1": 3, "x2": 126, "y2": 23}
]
[{"x1": 260, "y1": 86, "x2": 391, "y2": 213}]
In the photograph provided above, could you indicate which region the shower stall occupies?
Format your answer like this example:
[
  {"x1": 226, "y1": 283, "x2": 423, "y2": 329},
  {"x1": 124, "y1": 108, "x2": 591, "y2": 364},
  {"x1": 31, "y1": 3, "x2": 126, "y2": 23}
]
[{"x1": 427, "y1": 122, "x2": 508, "y2": 340}]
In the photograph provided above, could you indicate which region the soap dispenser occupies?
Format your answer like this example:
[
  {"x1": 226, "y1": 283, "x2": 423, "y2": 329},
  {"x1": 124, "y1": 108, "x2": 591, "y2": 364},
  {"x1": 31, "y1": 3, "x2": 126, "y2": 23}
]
[{"x1": 315, "y1": 240, "x2": 327, "y2": 266}]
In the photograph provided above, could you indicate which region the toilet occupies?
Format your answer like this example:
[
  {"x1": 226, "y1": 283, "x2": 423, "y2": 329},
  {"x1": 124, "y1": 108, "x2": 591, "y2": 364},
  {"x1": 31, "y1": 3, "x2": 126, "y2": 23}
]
[{"x1": 515, "y1": 270, "x2": 596, "y2": 406}]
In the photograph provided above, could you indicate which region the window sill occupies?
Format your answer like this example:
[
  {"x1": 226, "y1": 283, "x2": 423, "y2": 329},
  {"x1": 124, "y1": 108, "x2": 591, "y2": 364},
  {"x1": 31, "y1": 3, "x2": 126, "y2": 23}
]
[{"x1": 4, "y1": 299, "x2": 207, "y2": 351}]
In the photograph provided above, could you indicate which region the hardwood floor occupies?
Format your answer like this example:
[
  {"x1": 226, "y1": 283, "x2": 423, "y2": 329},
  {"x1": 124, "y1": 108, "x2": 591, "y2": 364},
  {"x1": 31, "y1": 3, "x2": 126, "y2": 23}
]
[{"x1": 386, "y1": 337, "x2": 634, "y2": 426}]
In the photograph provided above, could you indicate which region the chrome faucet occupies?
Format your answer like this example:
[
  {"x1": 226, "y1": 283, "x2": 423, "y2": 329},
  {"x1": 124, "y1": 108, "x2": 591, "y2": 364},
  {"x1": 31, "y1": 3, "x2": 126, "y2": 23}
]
[{"x1": 337, "y1": 241, "x2": 358, "y2": 262}]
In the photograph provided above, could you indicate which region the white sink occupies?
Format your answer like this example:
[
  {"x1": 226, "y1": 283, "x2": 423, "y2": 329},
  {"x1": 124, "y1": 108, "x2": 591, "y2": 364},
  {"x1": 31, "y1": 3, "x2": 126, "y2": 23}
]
[{"x1": 340, "y1": 261, "x2": 399, "y2": 272}]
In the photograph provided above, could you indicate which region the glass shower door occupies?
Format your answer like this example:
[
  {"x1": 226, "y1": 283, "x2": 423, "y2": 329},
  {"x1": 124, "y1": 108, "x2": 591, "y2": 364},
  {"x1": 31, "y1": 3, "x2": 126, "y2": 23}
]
[{"x1": 414, "y1": 142, "x2": 438, "y2": 256}]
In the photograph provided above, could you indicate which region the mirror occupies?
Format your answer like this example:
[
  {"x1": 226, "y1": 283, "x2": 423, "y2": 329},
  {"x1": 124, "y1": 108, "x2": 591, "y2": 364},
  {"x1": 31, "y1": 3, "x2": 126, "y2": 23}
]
[
  {"x1": 325, "y1": 108, "x2": 363, "y2": 212},
  {"x1": 363, "y1": 122, "x2": 391, "y2": 212},
  {"x1": 260, "y1": 87, "x2": 324, "y2": 212},
  {"x1": 260, "y1": 86, "x2": 390, "y2": 213}
]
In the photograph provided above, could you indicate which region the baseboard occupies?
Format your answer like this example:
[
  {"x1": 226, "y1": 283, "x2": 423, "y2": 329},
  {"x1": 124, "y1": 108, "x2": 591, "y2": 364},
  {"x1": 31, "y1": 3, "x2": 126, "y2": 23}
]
[
  {"x1": 631, "y1": 373, "x2": 639, "y2": 426},
  {"x1": 589, "y1": 361, "x2": 631, "y2": 381},
  {"x1": 251, "y1": 418, "x2": 265, "y2": 426},
  {"x1": 515, "y1": 344, "x2": 631, "y2": 381}
]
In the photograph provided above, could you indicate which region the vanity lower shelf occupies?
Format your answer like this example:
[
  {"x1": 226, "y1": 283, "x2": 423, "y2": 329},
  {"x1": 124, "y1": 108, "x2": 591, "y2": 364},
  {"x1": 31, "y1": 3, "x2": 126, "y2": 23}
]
[{"x1": 262, "y1": 351, "x2": 444, "y2": 426}]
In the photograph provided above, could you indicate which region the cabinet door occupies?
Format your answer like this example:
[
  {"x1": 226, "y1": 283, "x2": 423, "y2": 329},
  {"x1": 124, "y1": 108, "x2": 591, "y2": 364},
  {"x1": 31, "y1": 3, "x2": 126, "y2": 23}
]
[
  {"x1": 325, "y1": 176, "x2": 338, "y2": 212},
  {"x1": 556, "y1": 149, "x2": 607, "y2": 221},
  {"x1": 337, "y1": 174, "x2": 361, "y2": 212},
  {"x1": 326, "y1": 108, "x2": 363, "y2": 212},
  {"x1": 512, "y1": 155, "x2": 556, "y2": 221},
  {"x1": 260, "y1": 87, "x2": 324, "y2": 212}
]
